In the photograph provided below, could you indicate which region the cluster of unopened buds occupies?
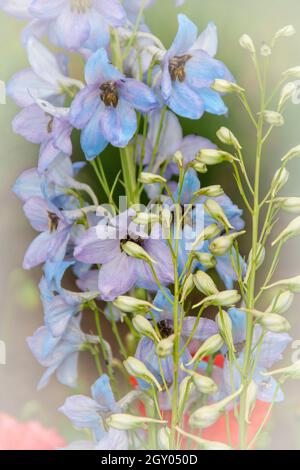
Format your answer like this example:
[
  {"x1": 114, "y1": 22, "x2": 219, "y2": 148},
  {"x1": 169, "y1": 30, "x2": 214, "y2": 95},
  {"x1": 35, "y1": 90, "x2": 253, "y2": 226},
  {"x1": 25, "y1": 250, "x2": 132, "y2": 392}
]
[{"x1": 2, "y1": 0, "x2": 300, "y2": 450}]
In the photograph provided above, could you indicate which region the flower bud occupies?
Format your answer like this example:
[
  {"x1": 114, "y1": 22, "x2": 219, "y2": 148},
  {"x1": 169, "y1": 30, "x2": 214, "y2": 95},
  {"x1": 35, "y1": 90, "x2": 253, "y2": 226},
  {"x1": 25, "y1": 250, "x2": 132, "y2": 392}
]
[
  {"x1": 124, "y1": 357, "x2": 162, "y2": 391},
  {"x1": 133, "y1": 212, "x2": 160, "y2": 225},
  {"x1": 204, "y1": 199, "x2": 234, "y2": 230},
  {"x1": 113, "y1": 296, "x2": 161, "y2": 314},
  {"x1": 282, "y1": 66, "x2": 300, "y2": 80},
  {"x1": 276, "y1": 197, "x2": 300, "y2": 213},
  {"x1": 178, "y1": 376, "x2": 194, "y2": 415},
  {"x1": 190, "y1": 161, "x2": 208, "y2": 173},
  {"x1": 192, "y1": 374, "x2": 218, "y2": 395},
  {"x1": 211, "y1": 79, "x2": 245, "y2": 94},
  {"x1": 259, "y1": 313, "x2": 291, "y2": 333},
  {"x1": 244, "y1": 244, "x2": 265, "y2": 283},
  {"x1": 193, "y1": 271, "x2": 219, "y2": 296},
  {"x1": 156, "y1": 334, "x2": 175, "y2": 358},
  {"x1": 139, "y1": 172, "x2": 166, "y2": 185},
  {"x1": 216, "y1": 310, "x2": 236, "y2": 352},
  {"x1": 264, "y1": 275, "x2": 300, "y2": 293},
  {"x1": 209, "y1": 231, "x2": 245, "y2": 256},
  {"x1": 275, "y1": 25, "x2": 296, "y2": 39},
  {"x1": 261, "y1": 110, "x2": 284, "y2": 127},
  {"x1": 187, "y1": 334, "x2": 224, "y2": 366},
  {"x1": 271, "y1": 167, "x2": 289, "y2": 195},
  {"x1": 107, "y1": 413, "x2": 166, "y2": 430},
  {"x1": 173, "y1": 150, "x2": 184, "y2": 167},
  {"x1": 175, "y1": 427, "x2": 232, "y2": 450},
  {"x1": 191, "y1": 223, "x2": 221, "y2": 249},
  {"x1": 180, "y1": 273, "x2": 194, "y2": 303},
  {"x1": 272, "y1": 216, "x2": 300, "y2": 246},
  {"x1": 122, "y1": 241, "x2": 157, "y2": 265},
  {"x1": 189, "y1": 386, "x2": 243, "y2": 429},
  {"x1": 132, "y1": 315, "x2": 159, "y2": 341},
  {"x1": 281, "y1": 145, "x2": 300, "y2": 163},
  {"x1": 278, "y1": 82, "x2": 297, "y2": 108},
  {"x1": 193, "y1": 252, "x2": 216, "y2": 269},
  {"x1": 125, "y1": 332, "x2": 136, "y2": 355},
  {"x1": 157, "y1": 427, "x2": 171, "y2": 450},
  {"x1": 193, "y1": 290, "x2": 241, "y2": 309},
  {"x1": 245, "y1": 380, "x2": 258, "y2": 424},
  {"x1": 216, "y1": 127, "x2": 242, "y2": 150},
  {"x1": 195, "y1": 185, "x2": 224, "y2": 197},
  {"x1": 261, "y1": 359, "x2": 300, "y2": 380},
  {"x1": 239, "y1": 34, "x2": 255, "y2": 54},
  {"x1": 196, "y1": 149, "x2": 237, "y2": 165},
  {"x1": 266, "y1": 290, "x2": 294, "y2": 314},
  {"x1": 260, "y1": 43, "x2": 272, "y2": 57}
]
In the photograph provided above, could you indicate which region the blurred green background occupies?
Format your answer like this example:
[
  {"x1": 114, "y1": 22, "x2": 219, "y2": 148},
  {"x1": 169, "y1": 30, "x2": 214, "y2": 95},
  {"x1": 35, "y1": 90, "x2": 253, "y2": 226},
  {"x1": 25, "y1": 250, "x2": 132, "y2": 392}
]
[{"x1": 1, "y1": 0, "x2": 300, "y2": 448}]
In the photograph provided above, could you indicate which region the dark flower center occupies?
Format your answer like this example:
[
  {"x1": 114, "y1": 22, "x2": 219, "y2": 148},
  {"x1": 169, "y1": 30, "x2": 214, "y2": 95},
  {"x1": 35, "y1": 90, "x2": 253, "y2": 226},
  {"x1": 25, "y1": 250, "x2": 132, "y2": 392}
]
[
  {"x1": 100, "y1": 81, "x2": 119, "y2": 108},
  {"x1": 120, "y1": 235, "x2": 144, "y2": 251},
  {"x1": 157, "y1": 319, "x2": 174, "y2": 339},
  {"x1": 48, "y1": 211, "x2": 60, "y2": 233},
  {"x1": 169, "y1": 55, "x2": 191, "y2": 82}
]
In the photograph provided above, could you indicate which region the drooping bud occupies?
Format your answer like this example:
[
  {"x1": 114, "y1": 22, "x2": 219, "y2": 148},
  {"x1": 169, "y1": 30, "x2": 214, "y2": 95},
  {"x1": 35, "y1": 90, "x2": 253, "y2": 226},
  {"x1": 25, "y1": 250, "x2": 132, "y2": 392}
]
[
  {"x1": 157, "y1": 427, "x2": 171, "y2": 450},
  {"x1": 204, "y1": 199, "x2": 234, "y2": 230},
  {"x1": 190, "y1": 161, "x2": 208, "y2": 173},
  {"x1": 122, "y1": 241, "x2": 157, "y2": 265},
  {"x1": 271, "y1": 167, "x2": 289, "y2": 195},
  {"x1": 264, "y1": 275, "x2": 300, "y2": 293},
  {"x1": 173, "y1": 150, "x2": 184, "y2": 168},
  {"x1": 139, "y1": 172, "x2": 166, "y2": 185},
  {"x1": 261, "y1": 110, "x2": 284, "y2": 127},
  {"x1": 178, "y1": 376, "x2": 194, "y2": 415},
  {"x1": 193, "y1": 290, "x2": 241, "y2": 309},
  {"x1": 281, "y1": 145, "x2": 300, "y2": 163},
  {"x1": 259, "y1": 313, "x2": 291, "y2": 333},
  {"x1": 244, "y1": 380, "x2": 258, "y2": 424},
  {"x1": 196, "y1": 149, "x2": 237, "y2": 165},
  {"x1": 278, "y1": 82, "x2": 297, "y2": 108},
  {"x1": 211, "y1": 79, "x2": 245, "y2": 94},
  {"x1": 181, "y1": 364, "x2": 218, "y2": 394},
  {"x1": 113, "y1": 296, "x2": 161, "y2": 314},
  {"x1": 107, "y1": 413, "x2": 166, "y2": 430},
  {"x1": 275, "y1": 25, "x2": 296, "y2": 39},
  {"x1": 282, "y1": 66, "x2": 300, "y2": 80},
  {"x1": 216, "y1": 127, "x2": 242, "y2": 150},
  {"x1": 209, "y1": 231, "x2": 246, "y2": 256},
  {"x1": 266, "y1": 290, "x2": 294, "y2": 314},
  {"x1": 272, "y1": 216, "x2": 300, "y2": 246},
  {"x1": 124, "y1": 357, "x2": 162, "y2": 391},
  {"x1": 156, "y1": 334, "x2": 176, "y2": 358},
  {"x1": 239, "y1": 34, "x2": 255, "y2": 54},
  {"x1": 191, "y1": 223, "x2": 221, "y2": 249},
  {"x1": 193, "y1": 252, "x2": 216, "y2": 269},
  {"x1": 133, "y1": 212, "x2": 160, "y2": 225},
  {"x1": 261, "y1": 359, "x2": 300, "y2": 380},
  {"x1": 187, "y1": 334, "x2": 224, "y2": 366},
  {"x1": 275, "y1": 197, "x2": 300, "y2": 213},
  {"x1": 193, "y1": 270, "x2": 219, "y2": 297},
  {"x1": 189, "y1": 386, "x2": 243, "y2": 429},
  {"x1": 216, "y1": 310, "x2": 236, "y2": 352},
  {"x1": 180, "y1": 273, "x2": 194, "y2": 303},
  {"x1": 132, "y1": 315, "x2": 159, "y2": 342},
  {"x1": 195, "y1": 185, "x2": 224, "y2": 197}
]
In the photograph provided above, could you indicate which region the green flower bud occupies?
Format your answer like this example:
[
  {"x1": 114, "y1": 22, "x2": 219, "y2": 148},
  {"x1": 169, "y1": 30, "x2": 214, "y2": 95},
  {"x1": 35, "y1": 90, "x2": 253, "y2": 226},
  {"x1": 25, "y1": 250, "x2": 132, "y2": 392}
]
[
  {"x1": 216, "y1": 126, "x2": 242, "y2": 150},
  {"x1": 193, "y1": 271, "x2": 219, "y2": 296},
  {"x1": 212, "y1": 79, "x2": 245, "y2": 94},
  {"x1": 239, "y1": 34, "x2": 255, "y2": 54},
  {"x1": 124, "y1": 357, "x2": 162, "y2": 391},
  {"x1": 209, "y1": 231, "x2": 245, "y2": 256},
  {"x1": 193, "y1": 252, "x2": 216, "y2": 269},
  {"x1": 180, "y1": 273, "x2": 194, "y2": 303},
  {"x1": 281, "y1": 145, "x2": 300, "y2": 163},
  {"x1": 266, "y1": 290, "x2": 294, "y2": 314},
  {"x1": 122, "y1": 241, "x2": 157, "y2": 265},
  {"x1": 196, "y1": 149, "x2": 237, "y2": 165},
  {"x1": 282, "y1": 66, "x2": 300, "y2": 80},
  {"x1": 132, "y1": 212, "x2": 160, "y2": 225},
  {"x1": 275, "y1": 197, "x2": 300, "y2": 213},
  {"x1": 107, "y1": 413, "x2": 166, "y2": 430},
  {"x1": 173, "y1": 150, "x2": 184, "y2": 167},
  {"x1": 244, "y1": 244, "x2": 265, "y2": 283},
  {"x1": 156, "y1": 334, "x2": 176, "y2": 358},
  {"x1": 275, "y1": 25, "x2": 296, "y2": 39},
  {"x1": 278, "y1": 82, "x2": 297, "y2": 108},
  {"x1": 260, "y1": 43, "x2": 272, "y2": 57},
  {"x1": 204, "y1": 199, "x2": 234, "y2": 230},
  {"x1": 216, "y1": 310, "x2": 236, "y2": 352},
  {"x1": 264, "y1": 275, "x2": 300, "y2": 293},
  {"x1": 195, "y1": 185, "x2": 224, "y2": 197},
  {"x1": 261, "y1": 110, "x2": 284, "y2": 127},
  {"x1": 191, "y1": 223, "x2": 221, "y2": 249},
  {"x1": 259, "y1": 313, "x2": 291, "y2": 333},
  {"x1": 132, "y1": 315, "x2": 159, "y2": 341},
  {"x1": 193, "y1": 290, "x2": 241, "y2": 309},
  {"x1": 175, "y1": 427, "x2": 232, "y2": 450},
  {"x1": 261, "y1": 359, "x2": 300, "y2": 380},
  {"x1": 271, "y1": 167, "x2": 289, "y2": 195},
  {"x1": 113, "y1": 296, "x2": 161, "y2": 314},
  {"x1": 190, "y1": 161, "x2": 208, "y2": 173},
  {"x1": 272, "y1": 216, "x2": 300, "y2": 246},
  {"x1": 245, "y1": 380, "x2": 258, "y2": 424},
  {"x1": 139, "y1": 172, "x2": 166, "y2": 185},
  {"x1": 186, "y1": 334, "x2": 224, "y2": 366}
]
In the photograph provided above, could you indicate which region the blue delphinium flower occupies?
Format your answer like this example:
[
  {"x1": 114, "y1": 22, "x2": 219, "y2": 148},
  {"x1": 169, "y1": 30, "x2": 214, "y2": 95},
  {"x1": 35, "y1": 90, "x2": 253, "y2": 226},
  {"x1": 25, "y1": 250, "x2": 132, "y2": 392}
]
[
  {"x1": 70, "y1": 48, "x2": 158, "y2": 160},
  {"x1": 135, "y1": 289, "x2": 218, "y2": 409},
  {"x1": 74, "y1": 209, "x2": 174, "y2": 301},
  {"x1": 28, "y1": 0, "x2": 126, "y2": 51},
  {"x1": 27, "y1": 316, "x2": 98, "y2": 389},
  {"x1": 214, "y1": 308, "x2": 292, "y2": 403},
  {"x1": 60, "y1": 374, "x2": 136, "y2": 449},
  {"x1": 160, "y1": 15, "x2": 234, "y2": 119}
]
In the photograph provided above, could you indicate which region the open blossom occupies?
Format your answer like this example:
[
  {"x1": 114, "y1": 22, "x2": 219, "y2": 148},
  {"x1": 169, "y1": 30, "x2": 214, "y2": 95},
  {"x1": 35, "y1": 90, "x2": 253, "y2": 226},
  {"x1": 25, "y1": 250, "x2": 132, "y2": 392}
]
[
  {"x1": 160, "y1": 15, "x2": 234, "y2": 119},
  {"x1": 7, "y1": 37, "x2": 82, "y2": 107},
  {"x1": 74, "y1": 209, "x2": 174, "y2": 301},
  {"x1": 70, "y1": 48, "x2": 158, "y2": 160}
]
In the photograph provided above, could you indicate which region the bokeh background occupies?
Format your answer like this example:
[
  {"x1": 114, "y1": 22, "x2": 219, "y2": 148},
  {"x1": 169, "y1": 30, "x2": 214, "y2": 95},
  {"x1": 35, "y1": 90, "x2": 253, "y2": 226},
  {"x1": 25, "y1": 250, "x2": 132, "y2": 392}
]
[{"x1": 1, "y1": 0, "x2": 300, "y2": 449}]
